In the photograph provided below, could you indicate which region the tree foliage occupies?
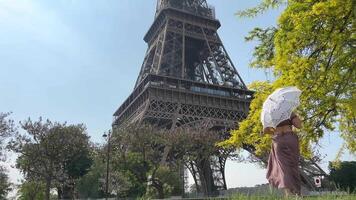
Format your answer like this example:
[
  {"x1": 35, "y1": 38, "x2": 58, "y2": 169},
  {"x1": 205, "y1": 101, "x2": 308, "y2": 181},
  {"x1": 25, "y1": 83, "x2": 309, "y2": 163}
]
[
  {"x1": 0, "y1": 113, "x2": 15, "y2": 199},
  {"x1": 110, "y1": 124, "x2": 178, "y2": 199},
  {"x1": 18, "y1": 181, "x2": 45, "y2": 200},
  {"x1": 8, "y1": 118, "x2": 92, "y2": 200},
  {"x1": 0, "y1": 112, "x2": 16, "y2": 160},
  {"x1": 224, "y1": 0, "x2": 356, "y2": 157},
  {"x1": 0, "y1": 166, "x2": 11, "y2": 200},
  {"x1": 76, "y1": 145, "x2": 105, "y2": 199},
  {"x1": 168, "y1": 126, "x2": 239, "y2": 194},
  {"x1": 329, "y1": 161, "x2": 356, "y2": 193},
  {"x1": 236, "y1": 0, "x2": 286, "y2": 18},
  {"x1": 146, "y1": 165, "x2": 181, "y2": 198},
  {"x1": 110, "y1": 123, "x2": 236, "y2": 197},
  {"x1": 221, "y1": 82, "x2": 275, "y2": 156}
]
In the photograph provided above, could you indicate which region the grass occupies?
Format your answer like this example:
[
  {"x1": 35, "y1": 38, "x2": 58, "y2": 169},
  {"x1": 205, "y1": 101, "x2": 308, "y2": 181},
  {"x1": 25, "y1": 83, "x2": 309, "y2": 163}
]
[{"x1": 228, "y1": 194, "x2": 356, "y2": 200}]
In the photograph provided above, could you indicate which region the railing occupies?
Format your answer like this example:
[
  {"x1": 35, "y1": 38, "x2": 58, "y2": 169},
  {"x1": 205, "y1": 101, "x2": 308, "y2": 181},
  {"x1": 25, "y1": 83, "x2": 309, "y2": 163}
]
[
  {"x1": 156, "y1": 1, "x2": 216, "y2": 19},
  {"x1": 113, "y1": 74, "x2": 253, "y2": 120},
  {"x1": 146, "y1": 75, "x2": 253, "y2": 100}
]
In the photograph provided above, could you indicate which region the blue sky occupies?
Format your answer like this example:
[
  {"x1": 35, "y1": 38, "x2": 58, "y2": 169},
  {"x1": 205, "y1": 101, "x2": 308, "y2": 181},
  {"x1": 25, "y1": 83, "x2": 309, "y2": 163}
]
[{"x1": 0, "y1": 0, "x2": 354, "y2": 189}]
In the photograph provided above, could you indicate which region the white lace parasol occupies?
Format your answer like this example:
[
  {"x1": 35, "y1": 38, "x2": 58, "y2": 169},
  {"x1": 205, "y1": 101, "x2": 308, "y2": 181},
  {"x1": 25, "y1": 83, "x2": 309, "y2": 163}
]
[{"x1": 261, "y1": 87, "x2": 302, "y2": 129}]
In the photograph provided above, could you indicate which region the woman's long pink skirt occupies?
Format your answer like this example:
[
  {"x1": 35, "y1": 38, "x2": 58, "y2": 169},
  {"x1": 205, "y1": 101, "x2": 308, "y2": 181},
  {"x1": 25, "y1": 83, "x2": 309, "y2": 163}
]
[{"x1": 266, "y1": 132, "x2": 301, "y2": 194}]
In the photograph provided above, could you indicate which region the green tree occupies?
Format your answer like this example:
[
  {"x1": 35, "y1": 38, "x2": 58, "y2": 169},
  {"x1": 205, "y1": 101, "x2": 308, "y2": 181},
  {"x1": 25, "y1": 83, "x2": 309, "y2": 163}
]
[
  {"x1": 53, "y1": 125, "x2": 93, "y2": 199},
  {"x1": 223, "y1": 0, "x2": 355, "y2": 157},
  {"x1": 168, "y1": 127, "x2": 238, "y2": 195},
  {"x1": 111, "y1": 123, "x2": 238, "y2": 198},
  {"x1": 8, "y1": 118, "x2": 92, "y2": 200},
  {"x1": 111, "y1": 152, "x2": 148, "y2": 197},
  {"x1": 110, "y1": 124, "x2": 183, "y2": 199},
  {"x1": 329, "y1": 161, "x2": 356, "y2": 193},
  {"x1": 18, "y1": 181, "x2": 45, "y2": 200},
  {"x1": 0, "y1": 167, "x2": 11, "y2": 200},
  {"x1": 110, "y1": 125, "x2": 156, "y2": 198},
  {"x1": 76, "y1": 146, "x2": 105, "y2": 199},
  {"x1": 0, "y1": 112, "x2": 16, "y2": 160},
  {"x1": 0, "y1": 113, "x2": 14, "y2": 200},
  {"x1": 146, "y1": 165, "x2": 181, "y2": 199}
]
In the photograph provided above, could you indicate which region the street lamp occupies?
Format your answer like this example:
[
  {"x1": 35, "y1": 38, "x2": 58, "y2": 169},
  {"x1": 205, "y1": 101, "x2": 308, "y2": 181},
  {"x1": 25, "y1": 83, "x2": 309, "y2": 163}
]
[{"x1": 103, "y1": 131, "x2": 111, "y2": 200}]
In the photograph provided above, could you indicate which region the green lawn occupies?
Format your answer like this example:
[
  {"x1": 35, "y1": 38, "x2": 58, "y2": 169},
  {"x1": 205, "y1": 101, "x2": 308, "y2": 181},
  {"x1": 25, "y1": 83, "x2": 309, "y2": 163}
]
[{"x1": 229, "y1": 194, "x2": 356, "y2": 200}]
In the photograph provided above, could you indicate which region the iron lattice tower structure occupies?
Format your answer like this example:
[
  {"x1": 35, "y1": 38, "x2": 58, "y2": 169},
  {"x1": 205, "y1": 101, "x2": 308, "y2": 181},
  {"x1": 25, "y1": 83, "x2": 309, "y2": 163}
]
[{"x1": 113, "y1": 0, "x2": 328, "y2": 195}]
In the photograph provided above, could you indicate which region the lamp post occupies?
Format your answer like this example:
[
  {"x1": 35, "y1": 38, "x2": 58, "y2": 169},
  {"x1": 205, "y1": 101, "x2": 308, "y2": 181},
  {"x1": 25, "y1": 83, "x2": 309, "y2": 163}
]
[{"x1": 102, "y1": 131, "x2": 111, "y2": 200}]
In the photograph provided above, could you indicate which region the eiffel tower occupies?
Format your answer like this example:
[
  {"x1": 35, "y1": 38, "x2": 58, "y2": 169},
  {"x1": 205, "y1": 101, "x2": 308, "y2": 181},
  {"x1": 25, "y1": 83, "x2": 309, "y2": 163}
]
[{"x1": 112, "y1": 0, "x2": 328, "y2": 195}]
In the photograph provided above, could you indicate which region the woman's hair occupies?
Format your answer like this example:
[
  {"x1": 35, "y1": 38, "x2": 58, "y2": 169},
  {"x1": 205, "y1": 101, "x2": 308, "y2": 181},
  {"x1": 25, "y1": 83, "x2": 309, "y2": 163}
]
[
  {"x1": 263, "y1": 127, "x2": 275, "y2": 135},
  {"x1": 290, "y1": 112, "x2": 297, "y2": 120}
]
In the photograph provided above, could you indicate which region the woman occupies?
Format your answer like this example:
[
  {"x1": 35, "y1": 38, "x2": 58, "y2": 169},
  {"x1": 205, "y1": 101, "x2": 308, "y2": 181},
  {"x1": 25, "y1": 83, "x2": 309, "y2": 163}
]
[{"x1": 266, "y1": 112, "x2": 302, "y2": 196}]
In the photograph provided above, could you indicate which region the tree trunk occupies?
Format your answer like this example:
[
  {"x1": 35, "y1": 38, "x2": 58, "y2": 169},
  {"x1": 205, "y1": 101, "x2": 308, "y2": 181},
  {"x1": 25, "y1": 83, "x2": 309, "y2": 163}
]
[
  {"x1": 152, "y1": 179, "x2": 165, "y2": 199},
  {"x1": 156, "y1": 184, "x2": 164, "y2": 199},
  {"x1": 62, "y1": 185, "x2": 73, "y2": 199},
  {"x1": 45, "y1": 178, "x2": 51, "y2": 200},
  {"x1": 57, "y1": 187, "x2": 63, "y2": 199},
  {"x1": 199, "y1": 158, "x2": 214, "y2": 196}
]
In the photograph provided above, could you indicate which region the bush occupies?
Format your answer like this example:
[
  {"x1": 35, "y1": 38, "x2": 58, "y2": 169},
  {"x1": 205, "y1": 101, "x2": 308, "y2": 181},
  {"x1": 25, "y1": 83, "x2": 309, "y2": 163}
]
[{"x1": 329, "y1": 161, "x2": 356, "y2": 193}]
